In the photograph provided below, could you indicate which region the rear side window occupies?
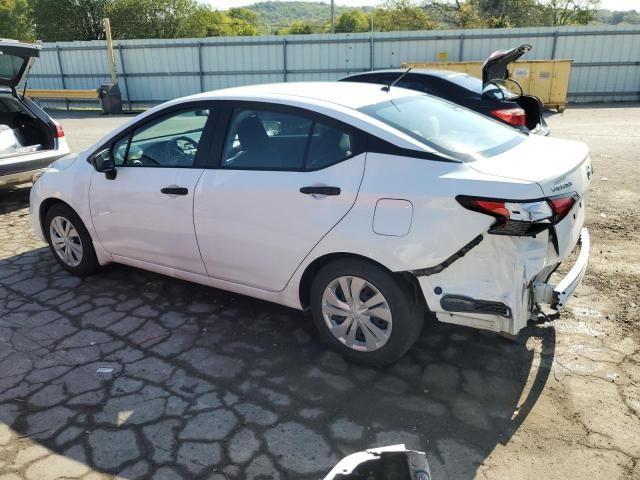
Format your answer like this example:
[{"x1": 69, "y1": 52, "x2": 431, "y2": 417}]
[
  {"x1": 221, "y1": 107, "x2": 364, "y2": 171},
  {"x1": 306, "y1": 122, "x2": 356, "y2": 170},
  {"x1": 222, "y1": 109, "x2": 312, "y2": 170}
]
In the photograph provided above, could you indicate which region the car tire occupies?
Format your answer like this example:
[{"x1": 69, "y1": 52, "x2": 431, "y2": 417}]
[
  {"x1": 45, "y1": 203, "x2": 99, "y2": 277},
  {"x1": 310, "y1": 259, "x2": 424, "y2": 367}
]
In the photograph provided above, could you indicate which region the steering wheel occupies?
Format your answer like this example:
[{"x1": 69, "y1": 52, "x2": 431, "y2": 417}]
[{"x1": 164, "y1": 136, "x2": 199, "y2": 166}]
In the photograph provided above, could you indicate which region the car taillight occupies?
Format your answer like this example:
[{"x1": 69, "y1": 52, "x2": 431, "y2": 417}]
[
  {"x1": 457, "y1": 193, "x2": 577, "y2": 236},
  {"x1": 55, "y1": 123, "x2": 65, "y2": 138},
  {"x1": 490, "y1": 108, "x2": 526, "y2": 127},
  {"x1": 549, "y1": 194, "x2": 578, "y2": 223}
]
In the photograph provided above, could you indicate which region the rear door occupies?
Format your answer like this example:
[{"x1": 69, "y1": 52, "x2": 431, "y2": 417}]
[
  {"x1": 193, "y1": 102, "x2": 366, "y2": 292},
  {"x1": 0, "y1": 40, "x2": 40, "y2": 89}
]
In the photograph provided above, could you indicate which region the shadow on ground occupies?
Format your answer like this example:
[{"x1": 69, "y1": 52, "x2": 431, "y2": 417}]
[
  {"x1": 0, "y1": 188, "x2": 555, "y2": 479},
  {"x1": 0, "y1": 186, "x2": 31, "y2": 215}
]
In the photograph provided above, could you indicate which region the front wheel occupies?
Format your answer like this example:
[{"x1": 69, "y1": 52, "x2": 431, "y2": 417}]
[
  {"x1": 310, "y1": 259, "x2": 424, "y2": 366},
  {"x1": 45, "y1": 203, "x2": 99, "y2": 277}
]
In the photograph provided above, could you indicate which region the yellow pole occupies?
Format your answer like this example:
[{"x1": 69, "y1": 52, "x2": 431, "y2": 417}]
[{"x1": 103, "y1": 18, "x2": 117, "y2": 84}]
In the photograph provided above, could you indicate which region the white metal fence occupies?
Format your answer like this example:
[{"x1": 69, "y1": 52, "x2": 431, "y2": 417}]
[{"x1": 26, "y1": 24, "x2": 640, "y2": 108}]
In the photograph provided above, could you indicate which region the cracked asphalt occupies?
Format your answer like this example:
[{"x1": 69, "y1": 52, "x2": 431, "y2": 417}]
[{"x1": 0, "y1": 105, "x2": 639, "y2": 479}]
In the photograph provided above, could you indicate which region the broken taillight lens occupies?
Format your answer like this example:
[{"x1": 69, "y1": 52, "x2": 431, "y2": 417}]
[
  {"x1": 457, "y1": 193, "x2": 577, "y2": 236},
  {"x1": 490, "y1": 108, "x2": 526, "y2": 127}
]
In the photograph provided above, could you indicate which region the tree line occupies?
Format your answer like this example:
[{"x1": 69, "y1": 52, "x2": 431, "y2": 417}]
[{"x1": 0, "y1": 0, "x2": 630, "y2": 43}]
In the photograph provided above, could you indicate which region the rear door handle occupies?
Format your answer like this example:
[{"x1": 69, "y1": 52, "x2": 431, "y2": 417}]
[
  {"x1": 299, "y1": 186, "x2": 341, "y2": 196},
  {"x1": 161, "y1": 187, "x2": 188, "y2": 195}
]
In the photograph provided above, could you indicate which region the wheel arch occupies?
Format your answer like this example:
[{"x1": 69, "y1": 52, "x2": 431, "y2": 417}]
[
  {"x1": 39, "y1": 198, "x2": 77, "y2": 241},
  {"x1": 298, "y1": 252, "x2": 427, "y2": 310}
]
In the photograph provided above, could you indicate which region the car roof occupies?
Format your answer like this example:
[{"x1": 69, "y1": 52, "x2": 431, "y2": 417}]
[
  {"x1": 185, "y1": 81, "x2": 419, "y2": 110},
  {"x1": 345, "y1": 68, "x2": 473, "y2": 80}
]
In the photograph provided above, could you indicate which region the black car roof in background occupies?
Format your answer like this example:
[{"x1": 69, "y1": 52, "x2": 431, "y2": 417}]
[{"x1": 343, "y1": 69, "x2": 470, "y2": 79}]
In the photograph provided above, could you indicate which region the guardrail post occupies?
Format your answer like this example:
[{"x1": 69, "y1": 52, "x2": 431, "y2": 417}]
[
  {"x1": 551, "y1": 30, "x2": 559, "y2": 59},
  {"x1": 283, "y1": 39, "x2": 288, "y2": 82},
  {"x1": 116, "y1": 45, "x2": 132, "y2": 111},
  {"x1": 458, "y1": 33, "x2": 465, "y2": 61},
  {"x1": 55, "y1": 46, "x2": 69, "y2": 110},
  {"x1": 198, "y1": 42, "x2": 204, "y2": 93}
]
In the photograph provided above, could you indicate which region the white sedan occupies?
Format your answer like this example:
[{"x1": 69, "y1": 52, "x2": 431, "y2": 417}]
[{"x1": 30, "y1": 82, "x2": 591, "y2": 366}]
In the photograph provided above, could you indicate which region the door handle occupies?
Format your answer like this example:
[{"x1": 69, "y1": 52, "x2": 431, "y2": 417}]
[
  {"x1": 161, "y1": 187, "x2": 188, "y2": 195},
  {"x1": 299, "y1": 186, "x2": 341, "y2": 196}
]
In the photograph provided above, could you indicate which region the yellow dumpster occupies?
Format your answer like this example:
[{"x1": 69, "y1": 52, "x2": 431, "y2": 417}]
[{"x1": 401, "y1": 60, "x2": 572, "y2": 112}]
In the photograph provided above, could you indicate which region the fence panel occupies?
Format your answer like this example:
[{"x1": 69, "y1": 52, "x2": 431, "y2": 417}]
[{"x1": 27, "y1": 24, "x2": 640, "y2": 108}]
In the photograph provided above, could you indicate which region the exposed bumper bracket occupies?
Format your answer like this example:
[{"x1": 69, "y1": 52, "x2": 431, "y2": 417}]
[{"x1": 533, "y1": 228, "x2": 590, "y2": 310}]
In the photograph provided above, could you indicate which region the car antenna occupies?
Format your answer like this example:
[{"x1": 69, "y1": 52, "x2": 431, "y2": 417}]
[{"x1": 381, "y1": 67, "x2": 413, "y2": 92}]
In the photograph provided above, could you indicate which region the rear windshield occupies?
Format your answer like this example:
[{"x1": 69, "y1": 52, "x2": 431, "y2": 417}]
[
  {"x1": 445, "y1": 72, "x2": 518, "y2": 100},
  {"x1": 358, "y1": 95, "x2": 525, "y2": 162},
  {"x1": 0, "y1": 54, "x2": 25, "y2": 82}
]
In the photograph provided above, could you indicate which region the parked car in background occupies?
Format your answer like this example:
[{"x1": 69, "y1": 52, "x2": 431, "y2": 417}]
[
  {"x1": 0, "y1": 39, "x2": 69, "y2": 188},
  {"x1": 30, "y1": 82, "x2": 590, "y2": 366},
  {"x1": 341, "y1": 45, "x2": 549, "y2": 136}
]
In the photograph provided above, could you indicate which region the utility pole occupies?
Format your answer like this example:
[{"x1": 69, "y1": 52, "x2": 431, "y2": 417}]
[
  {"x1": 103, "y1": 18, "x2": 117, "y2": 84},
  {"x1": 330, "y1": 0, "x2": 335, "y2": 33}
]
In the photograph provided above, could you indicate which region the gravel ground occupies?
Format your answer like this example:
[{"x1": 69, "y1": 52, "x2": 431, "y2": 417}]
[{"x1": 0, "y1": 105, "x2": 638, "y2": 479}]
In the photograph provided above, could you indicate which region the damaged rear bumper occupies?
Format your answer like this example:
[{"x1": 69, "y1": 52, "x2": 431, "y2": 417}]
[
  {"x1": 411, "y1": 226, "x2": 589, "y2": 336},
  {"x1": 533, "y1": 228, "x2": 590, "y2": 310}
]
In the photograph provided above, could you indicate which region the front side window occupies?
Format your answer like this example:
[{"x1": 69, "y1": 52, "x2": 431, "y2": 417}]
[
  {"x1": 222, "y1": 108, "x2": 312, "y2": 170},
  {"x1": 115, "y1": 108, "x2": 210, "y2": 167},
  {"x1": 359, "y1": 95, "x2": 525, "y2": 161}
]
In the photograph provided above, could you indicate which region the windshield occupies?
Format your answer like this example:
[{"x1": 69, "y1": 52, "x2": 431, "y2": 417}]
[{"x1": 358, "y1": 95, "x2": 525, "y2": 162}]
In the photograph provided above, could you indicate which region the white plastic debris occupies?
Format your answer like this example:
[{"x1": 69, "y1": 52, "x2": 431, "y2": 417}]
[{"x1": 96, "y1": 367, "x2": 114, "y2": 374}]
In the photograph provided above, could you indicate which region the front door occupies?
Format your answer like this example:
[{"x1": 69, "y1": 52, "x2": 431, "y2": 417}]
[
  {"x1": 194, "y1": 103, "x2": 366, "y2": 291},
  {"x1": 90, "y1": 106, "x2": 213, "y2": 275}
]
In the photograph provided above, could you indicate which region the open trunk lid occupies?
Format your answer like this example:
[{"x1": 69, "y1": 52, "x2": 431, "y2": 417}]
[
  {"x1": 482, "y1": 44, "x2": 532, "y2": 90},
  {"x1": 468, "y1": 135, "x2": 592, "y2": 256},
  {"x1": 0, "y1": 39, "x2": 40, "y2": 89}
]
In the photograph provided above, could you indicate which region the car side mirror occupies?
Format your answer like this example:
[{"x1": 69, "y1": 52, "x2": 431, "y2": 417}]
[{"x1": 89, "y1": 149, "x2": 117, "y2": 180}]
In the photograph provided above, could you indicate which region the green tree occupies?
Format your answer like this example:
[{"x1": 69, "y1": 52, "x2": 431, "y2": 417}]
[
  {"x1": 108, "y1": 0, "x2": 196, "y2": 39},
  {"x1": 0, "y1": 0, "x2": 34, "y2": 41},
  {"x1": 226, "y1": 7, "x2": 260, "y2": 35},
  {"x1": 33, "y1": 0, "x2": 110, "y2": 41},
  {"x1": 373, "y1": 0, "x2": 436, "y2": 31},
  {"x1": 335, "y1": 9, "x2": 370, "y2": 32},
  {"x1": 539, "y1": 0, "x2": 600, "y2": 25},
  {"x1": 435, "y1": 0, "x2": 542, "y2": 28},
  {"x1": 281, "y1": 20, "x2": 313, "y2": 34},
  {"x1": 178, "y1": 6, "x2": 233, "y2": 37}
]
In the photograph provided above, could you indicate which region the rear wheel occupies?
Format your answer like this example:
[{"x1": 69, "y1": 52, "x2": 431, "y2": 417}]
[
  {"x1": 45, "y1": 204, "x2": 99, "y2": 277},
  {"x1": 310, "y1": 259, "x2": 424, "y2": 366}
]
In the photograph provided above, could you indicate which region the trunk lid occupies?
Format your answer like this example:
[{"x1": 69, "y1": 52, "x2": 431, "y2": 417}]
[
  {"x1": 469, "y1": 135, "x2": 592, "y2": 256},
  {"x1": 482, "y1": 44, "x2": 531, "y2": 91},
  {"x1": 0, "y1": 39, "x2": 40, "y2": 89}
]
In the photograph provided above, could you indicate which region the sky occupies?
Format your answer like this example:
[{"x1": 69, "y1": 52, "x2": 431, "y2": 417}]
[{"x1": 206, "y1": 0, "x2": 640, "y2": 10}]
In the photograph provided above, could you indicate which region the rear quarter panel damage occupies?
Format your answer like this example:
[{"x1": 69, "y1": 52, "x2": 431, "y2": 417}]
[{"x1": 417, "y1": 232, "x2": 554, "y2": 334}]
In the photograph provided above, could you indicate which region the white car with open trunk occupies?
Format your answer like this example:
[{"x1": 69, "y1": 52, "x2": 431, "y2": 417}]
[
  {"x1": 1, "y1": 39, "x2": 69, "y2": 187},
  {"x1": 30, "y1": 81, "x2": 591, "y2": 365}
]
